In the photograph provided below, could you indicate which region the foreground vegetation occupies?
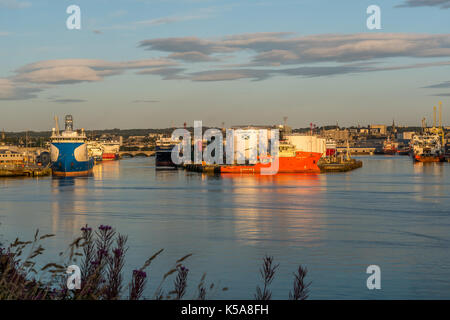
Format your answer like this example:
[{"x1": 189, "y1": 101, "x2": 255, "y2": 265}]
[{"x1": 0, "y1": 225, "x2": 310, "y2": 300}]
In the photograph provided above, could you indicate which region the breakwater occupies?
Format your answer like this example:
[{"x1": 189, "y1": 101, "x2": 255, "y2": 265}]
[{"x1": 0, "y1": 164, "x2": 51, "y2": 177}]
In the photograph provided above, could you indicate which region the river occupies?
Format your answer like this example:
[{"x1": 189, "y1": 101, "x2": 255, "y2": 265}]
[{"x1": 1, "y1": 156, "x2": 449, "y2": 299}]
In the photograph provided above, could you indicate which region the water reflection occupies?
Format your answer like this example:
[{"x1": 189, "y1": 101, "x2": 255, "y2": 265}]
[
  {"x1": 51, "y1": 177, "x2": 90, "y2": 234},
  {"x1": 221, "y1": 174, "x2": 326, "y2": 246},
  {"x1": 413, "y1": 161, "x2": 445, "y2": 175},
  {"x1": 155, "y1": 169, "x2": 181, "y2": 182},
  {"x1": 412, "y1": 162, "x2": 447, "y2": 203},
  {"x1": 93, "y1": 161, "x2": 120, "y2": 180}
]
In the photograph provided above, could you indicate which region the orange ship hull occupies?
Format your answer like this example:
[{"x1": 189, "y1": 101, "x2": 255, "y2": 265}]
[
  {"x1": 102, "y1": 153, "x2": 118, "y2": 161},
  {"x1": 220, "y1": 151, "x2": 322, "y2": 174},
  {"x1": 414, "y1": 155, "x2": 443, "y2": 163},
  {"x1": 52, "y1": 169, "x2": 93, "y2": 177}
]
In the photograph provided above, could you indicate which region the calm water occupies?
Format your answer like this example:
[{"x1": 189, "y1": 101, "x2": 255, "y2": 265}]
[{"x1": 1, "y1": 156, "x2": 450, "y2": 299}]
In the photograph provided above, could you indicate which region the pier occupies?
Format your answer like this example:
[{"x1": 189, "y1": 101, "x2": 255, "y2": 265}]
[
  {"x1": 183, "y1": 159, "x2": 363, "y2": 174},
  {"x1": 184, "y1": 163, "x2": 221, "y2": 173},
  {"x1": 0, "y1": 164, "x2": 51, "y2": 177},
  {"x1": 318, "y1": 158, "x2": 363, "y2": 172}
]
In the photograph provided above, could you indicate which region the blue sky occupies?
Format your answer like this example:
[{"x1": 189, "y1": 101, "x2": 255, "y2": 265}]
[{"x1": 0, "y1": 0, "x2": 449, "y2": 130}]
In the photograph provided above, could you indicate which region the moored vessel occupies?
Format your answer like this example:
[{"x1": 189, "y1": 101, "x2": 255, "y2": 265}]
[
  {"x1": 382, "y1": 137, "x2": 398, "y2": 155},
  {"x1": 411, "y1": 102, "x2": 446, "y2": 162},
  {"x1": 410, "y1": 132, "x2": 444, "y2": 162},
  {"x1": 102, "y1": 141, "x2": 120, "y2": 161},
  {"x1": 220, "y1": 139, "x2": 323, "y2": 174},
  {"x1": 397, "y1": 146, "x2": 411, "y2": 155},
  {"x1": 155, "y1": 137, "x2": 177, "y2": 169},
  {"x1": 50, "y1": 115, "x2": 94, "y2": 176},
  {"x1": 87, "y1": 141, "x2": 103, "y2": 162}
]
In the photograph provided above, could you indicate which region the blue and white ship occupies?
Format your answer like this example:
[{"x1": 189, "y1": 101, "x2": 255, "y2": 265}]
[{"x1": 50, "y1": 115, "x2": 94, "y2": 176}]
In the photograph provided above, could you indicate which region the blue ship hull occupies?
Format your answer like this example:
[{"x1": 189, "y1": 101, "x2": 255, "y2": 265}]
[{"x1": 51, "y1": 142, "x2": 94, "y2": 176}]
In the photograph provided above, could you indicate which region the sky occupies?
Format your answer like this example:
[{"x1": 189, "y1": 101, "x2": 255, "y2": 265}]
[{"x1": 0, "y1": 0, "x2": 449, "y2": 131}]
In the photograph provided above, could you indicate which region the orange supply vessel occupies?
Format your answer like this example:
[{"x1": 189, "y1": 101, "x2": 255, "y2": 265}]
[
  {"x1": 102, "y1": 142, "x2": 120, "y2": 161},
  {"x1": 413, "y1": 154, "x2": 444, "y2": 163},
  {"x1": 220, "y1": 142, "x2": 322, "y2": 174}
]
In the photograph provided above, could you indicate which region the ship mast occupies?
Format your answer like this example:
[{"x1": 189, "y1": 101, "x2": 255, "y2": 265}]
[
  {"x1": 433, "y1": 106, "x2": 437, "y2": 128},
  {"x1": 439, "y1": 101, "x2": 444, "y2": 145},
  {"x1": 54, "y1": 116, "x2": 60, "y2": 136}
]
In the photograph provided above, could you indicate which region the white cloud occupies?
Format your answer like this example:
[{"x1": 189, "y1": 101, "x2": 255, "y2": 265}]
[
  {"x1": 396, "y1": 0, "x2": 450, "y2": 9},
  {"x1": 139, "y1": 33, "x2": 450, "y2": 66},
  {"x1": 1, "y1": 58, "x2": 177, "y2": 100},
  {"x1": 15, "y1": 58, "x2": 176, "y2": 84},
  {"x1": 168, "y1": 51, "x2": 219, "y2": 62},
  {"x1": 16, "y1": 66, "x2": 102, "y2": 84},
  {"x1": 4, "y1": 32, "x2": 450, "y2": 99}
]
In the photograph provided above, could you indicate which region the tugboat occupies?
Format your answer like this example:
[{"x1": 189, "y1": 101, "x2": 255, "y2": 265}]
[
  {"x1": 382, "y1": 137, "x2": 398, "y2": 155},
  {"x1": 50, "y1": 115, "x2": 94, "y2": 176}
]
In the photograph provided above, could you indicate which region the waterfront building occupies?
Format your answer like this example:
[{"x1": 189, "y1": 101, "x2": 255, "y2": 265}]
[
  {"x1": 369, "y1": 124, "x2": 387, "y2": 135},
  {"x1": 321, "y1": 128, "x2": 350, "y2": 143},
  {"x1": 0, "y1": 149, "x2": 25, "y2": 164}
]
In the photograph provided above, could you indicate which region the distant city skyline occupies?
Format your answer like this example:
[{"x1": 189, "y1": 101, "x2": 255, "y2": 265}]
[{"x1": 1, "y1": 0, "x2": 449, "y2": 131}]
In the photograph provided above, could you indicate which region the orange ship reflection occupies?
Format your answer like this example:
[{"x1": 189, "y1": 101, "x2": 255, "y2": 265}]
[
  {"x1": 93, "y1": 161, "x2": 120, "y2": 180},
  {"x1": 412, "y1": 162, "x2": 446, "y2": 203},
  {"x1": 220, "y1": 173, "x2": 327, "y2": 246}
]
